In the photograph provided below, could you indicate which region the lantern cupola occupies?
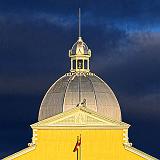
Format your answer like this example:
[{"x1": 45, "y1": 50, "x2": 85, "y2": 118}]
[{"x1": 69, "y1": 36, "x2": 91, "y2": 73}]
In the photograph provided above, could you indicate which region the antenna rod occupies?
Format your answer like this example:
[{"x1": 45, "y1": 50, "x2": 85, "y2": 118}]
[{"x1": 79, "y1": 8, "x2": 81, "y2": 37}]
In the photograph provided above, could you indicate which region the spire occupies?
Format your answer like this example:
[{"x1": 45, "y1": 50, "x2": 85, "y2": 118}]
[
  {"x1": 79, "y1": 8, "x2": 81, "y2": 37},
  {"x1": 68, "y1": 9, "x2": 91, "y2": 73}
]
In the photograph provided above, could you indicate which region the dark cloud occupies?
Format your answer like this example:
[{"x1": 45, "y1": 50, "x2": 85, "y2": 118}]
[
  {"x1": 94, "y1": 32, "x2": 160, "y2": 95},
  {"x1": 1, "y1": 0, "x2": 160, "y2": 27}
]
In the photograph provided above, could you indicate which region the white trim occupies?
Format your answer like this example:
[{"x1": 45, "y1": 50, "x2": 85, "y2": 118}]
[
  {"x1": 32, "y1": 125, "x2": 128, "y2": 130},
  {"x1": 124, "y1": 144, "x2": 158, "y2": 160},
  {"x1": 2, "y1": 145, "x2": 36, "y2": 160}
]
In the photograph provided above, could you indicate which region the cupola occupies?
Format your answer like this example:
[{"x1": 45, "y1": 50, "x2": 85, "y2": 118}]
[{"x1": 69, "y1": 36, "x2": 91, "y2": 73}]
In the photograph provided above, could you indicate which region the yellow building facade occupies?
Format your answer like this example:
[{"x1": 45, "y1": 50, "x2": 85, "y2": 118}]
[
  {"x1": 2, "y1": 21, "x2": 158, "y2": 159},
  {"x1": 3, "y1": 107, "x2": 158, "y2": 160}
]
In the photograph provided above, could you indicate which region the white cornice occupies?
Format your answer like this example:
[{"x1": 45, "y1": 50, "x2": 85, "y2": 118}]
[
  {"x1": 32, "y1": 125, "x2": 129, "y2": 130},
  {"x1": 124, "y1": 144, "x2": 158, "y2": 160},
  {"x1": 2, "y1": 145, "x2": 36, "y2": 160}
]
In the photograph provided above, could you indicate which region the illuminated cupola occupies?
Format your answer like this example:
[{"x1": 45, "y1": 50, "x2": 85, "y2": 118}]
[{"x1": 69, "y1": 36, "x2": 91, "y2": 73}]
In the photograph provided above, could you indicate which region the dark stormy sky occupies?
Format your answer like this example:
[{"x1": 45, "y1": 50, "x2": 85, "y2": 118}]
[{"x1": 0, "y1": 0, "x2": 160, "y2": 159}]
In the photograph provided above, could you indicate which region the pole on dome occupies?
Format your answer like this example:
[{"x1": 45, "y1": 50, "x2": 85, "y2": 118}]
[{"x1": 79, "y1": 8, "x2": 81, "y2": 38}]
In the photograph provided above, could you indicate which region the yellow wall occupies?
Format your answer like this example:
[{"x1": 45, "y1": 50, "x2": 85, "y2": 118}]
[{"x1": 12, "y1": 128, "x2": 146, "y2": 160}]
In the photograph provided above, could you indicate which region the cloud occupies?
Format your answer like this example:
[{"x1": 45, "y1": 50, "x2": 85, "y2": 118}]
[
  {"x1": 121, "y1": 92, "x2": 160, "y2": 119},
  {"x1": 93, "y1": 32, "x2": 160, "y2": 93},
  {"x1": 1, "y1": 0, "x2": 160, "y2": 32}
]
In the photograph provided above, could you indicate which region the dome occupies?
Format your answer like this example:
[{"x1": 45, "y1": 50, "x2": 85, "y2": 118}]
[
  {"x1": 38, "y1": 72, "x2": 122, "y2": 121},
  {"x1": 38, "y1": 36, "x2": 122, "y2": 122}
]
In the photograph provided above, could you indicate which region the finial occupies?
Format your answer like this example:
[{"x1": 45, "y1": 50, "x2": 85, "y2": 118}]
[{"x1": 78, "y1": 8, "x2": 81, "y2": 37}]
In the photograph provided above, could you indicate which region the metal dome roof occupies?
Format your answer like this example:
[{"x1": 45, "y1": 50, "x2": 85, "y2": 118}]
[{"x1": 38, "y1": 72, "x2": 122, "y2": 121}]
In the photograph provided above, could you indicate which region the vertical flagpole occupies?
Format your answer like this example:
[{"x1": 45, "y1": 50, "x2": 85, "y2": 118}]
[
  {"x1": 80, "y1": 134, "x2": 81, "y2": 160},
  {"x1": 77, "y1": 149, "x2": 78, "y2": 160},
  {"x1": 77, "y1": 136, "x2": 79, "y2": 160},
  {"x1": 74, "y1": 135, "x2": 81, "y2": 160}
]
